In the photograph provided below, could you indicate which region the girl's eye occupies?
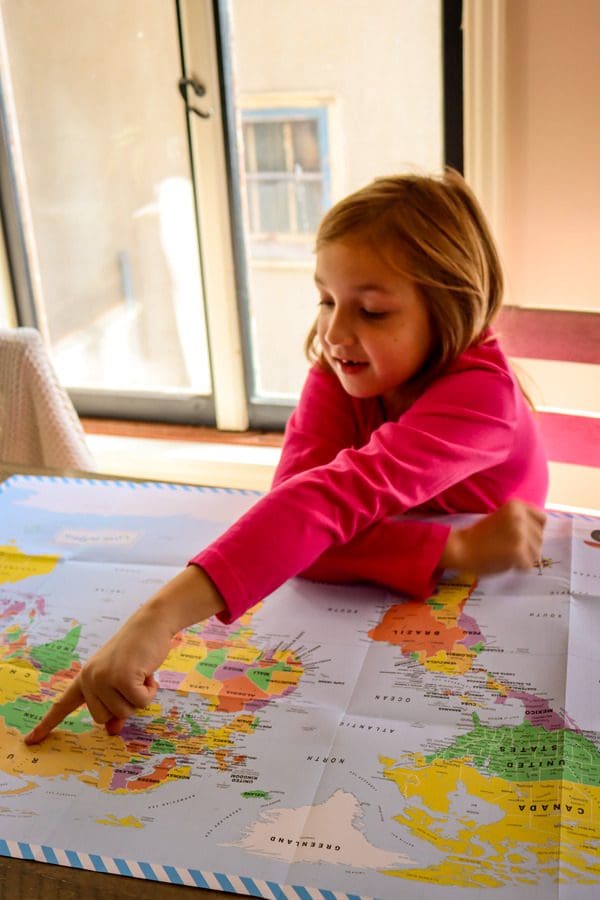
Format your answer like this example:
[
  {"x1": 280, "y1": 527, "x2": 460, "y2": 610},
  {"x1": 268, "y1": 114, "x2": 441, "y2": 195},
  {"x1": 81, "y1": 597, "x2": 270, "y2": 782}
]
[
  {"x1": 361, "y1": 308, "x2": 387, "y2": 320},
  {"x1": 318, "y1": 297, "x2": 334, "y2": 309}
]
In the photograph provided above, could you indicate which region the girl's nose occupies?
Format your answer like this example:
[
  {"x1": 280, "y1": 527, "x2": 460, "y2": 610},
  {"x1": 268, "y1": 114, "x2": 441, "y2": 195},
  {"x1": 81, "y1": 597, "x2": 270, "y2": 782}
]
[{"x1": 325, "y1": 308, "x2": 353, "y2": 346}]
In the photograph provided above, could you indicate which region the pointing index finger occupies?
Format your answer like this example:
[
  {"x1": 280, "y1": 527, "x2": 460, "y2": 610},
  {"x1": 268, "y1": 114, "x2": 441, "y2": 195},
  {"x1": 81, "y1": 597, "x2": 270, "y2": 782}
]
[{"x1": 24, "y1": 678, "x2": 86, "y2": 745}]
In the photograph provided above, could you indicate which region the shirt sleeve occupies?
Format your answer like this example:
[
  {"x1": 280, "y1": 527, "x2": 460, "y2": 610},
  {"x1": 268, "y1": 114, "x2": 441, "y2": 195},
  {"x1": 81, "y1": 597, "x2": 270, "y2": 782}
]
[
  {"x1": 300, "y1": 516, "x2": 451, "y2": 599},
  {"x1": 273, "y1": 365, "x2": 451, "y2": 599},
  {"x1": 191, "y1": 360, "x2": 518, "y2": 623},
  {"x1": 271, "y1": 364, "x2": 361, "y2": 485}
]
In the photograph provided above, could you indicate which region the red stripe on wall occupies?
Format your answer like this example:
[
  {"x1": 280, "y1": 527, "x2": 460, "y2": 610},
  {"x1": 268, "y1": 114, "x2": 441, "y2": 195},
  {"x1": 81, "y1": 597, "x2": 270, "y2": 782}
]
[
  {"x1": 497, "y1": 307, "x2": 600, "y2": 364},
  {"x1": 536, "y1": 410, "x2": 599, "y2": 467}
]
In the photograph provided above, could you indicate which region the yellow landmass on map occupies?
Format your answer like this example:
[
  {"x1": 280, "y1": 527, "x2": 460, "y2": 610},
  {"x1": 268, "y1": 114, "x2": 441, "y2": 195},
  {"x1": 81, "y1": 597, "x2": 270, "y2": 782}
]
[
  {"x1": 204, "y1": 714, "x2": 256, "y2": 751},
  {"x1": 417, "y1": 647, "x2": 476, "y2": 675},
  {"x1": 430, "y1": 575, "x2": 477, "y2": 629},
  {"x1": 162, "y1": 631, "x2": 207, "y2": 673},
  {"x1": 0, "y1": 660, "x2": 42, "y2": 701},
  {"x1": 133, "y1": 702, "x2": 163, "y2": 718},
  {"x1": 487, "y1": 674, "x2": 509, "y2": 696},
  {"x1": 381, "y1": 756, "x2": 600, "y2": 887},
  {"x1": 0, "y1": 780, "x2": 38, "y2": 796},
  {"x1": 179, "y1": 669, "x2": 224, "y2": 695},
  {"x1": 0, "y1": 544, "x2": 60, "y2": 584},
  {"x1": 0, "y1": 705, "x2": 258, "y2": 794},
  {"x1": 1, "y1": 715, "x2": 134, "y2": 780},
  {"x1": 228, "y1": 646, "x2": 263, "y2": 664},
  {"x1": 96, "y1": 813, "x2": 144, "y2": 828}
]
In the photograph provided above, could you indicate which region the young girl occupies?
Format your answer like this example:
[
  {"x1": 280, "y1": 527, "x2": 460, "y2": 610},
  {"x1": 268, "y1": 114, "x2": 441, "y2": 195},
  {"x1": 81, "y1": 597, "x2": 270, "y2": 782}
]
[{"x1": 25, "y1": 169, "x2": 547, "y2": 743}]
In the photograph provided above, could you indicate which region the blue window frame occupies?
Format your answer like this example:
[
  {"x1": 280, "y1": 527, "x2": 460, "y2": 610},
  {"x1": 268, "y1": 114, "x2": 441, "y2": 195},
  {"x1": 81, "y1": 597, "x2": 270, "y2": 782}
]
[{"x1": 241, "y1": 107, "x2": 330, "y2": 257}]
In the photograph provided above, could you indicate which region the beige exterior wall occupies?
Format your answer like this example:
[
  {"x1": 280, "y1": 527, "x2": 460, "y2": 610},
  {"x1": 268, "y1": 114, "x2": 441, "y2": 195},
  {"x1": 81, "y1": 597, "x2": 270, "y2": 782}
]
[
  {"x1": 232, "y1": 0, "x2": 443, "y2": 196},
  {"x1": 503, "y1": 0, "x2": 600, "y2": 311}
]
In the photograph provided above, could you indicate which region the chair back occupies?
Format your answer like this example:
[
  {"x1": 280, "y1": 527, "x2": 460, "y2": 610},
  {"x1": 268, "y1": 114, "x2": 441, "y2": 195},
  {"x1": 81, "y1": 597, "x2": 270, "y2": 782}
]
[{"x1": 0, "y1": 327, "x2": 95, "y2": 470}]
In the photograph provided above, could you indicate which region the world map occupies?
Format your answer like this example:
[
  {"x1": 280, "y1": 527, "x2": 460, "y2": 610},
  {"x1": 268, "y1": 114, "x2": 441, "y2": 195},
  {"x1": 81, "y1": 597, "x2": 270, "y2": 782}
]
[{"x1": 0, "y1": 474, "x2": 599, "y2": 899}]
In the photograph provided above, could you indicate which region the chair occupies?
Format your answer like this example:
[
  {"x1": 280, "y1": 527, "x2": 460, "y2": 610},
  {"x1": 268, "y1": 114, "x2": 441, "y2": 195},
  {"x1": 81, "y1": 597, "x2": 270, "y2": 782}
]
[{"x1": 0, "y1": 327, "x2": 95, "y2": 470}]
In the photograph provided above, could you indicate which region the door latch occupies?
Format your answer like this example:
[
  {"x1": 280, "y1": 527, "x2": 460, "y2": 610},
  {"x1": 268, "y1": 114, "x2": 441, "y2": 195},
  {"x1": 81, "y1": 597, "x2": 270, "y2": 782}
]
[{"x1": 178, "y1": 76, "x2": 210, "y2": 119}]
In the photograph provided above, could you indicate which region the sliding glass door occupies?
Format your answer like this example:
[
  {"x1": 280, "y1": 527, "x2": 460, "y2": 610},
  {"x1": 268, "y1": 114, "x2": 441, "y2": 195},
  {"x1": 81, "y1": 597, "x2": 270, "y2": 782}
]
[{"x1": 0, "y1": 0, "x2": 214, "y2": 421}]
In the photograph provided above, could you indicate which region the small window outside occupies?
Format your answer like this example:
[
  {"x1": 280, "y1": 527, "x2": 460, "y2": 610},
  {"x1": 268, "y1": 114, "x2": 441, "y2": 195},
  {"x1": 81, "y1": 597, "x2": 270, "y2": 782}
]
[{"x1": 242, "y1": 108, "x2": 329, "y2": 261}]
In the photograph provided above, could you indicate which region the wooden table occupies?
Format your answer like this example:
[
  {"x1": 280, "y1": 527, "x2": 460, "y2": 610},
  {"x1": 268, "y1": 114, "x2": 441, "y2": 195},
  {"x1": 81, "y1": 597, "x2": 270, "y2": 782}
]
[
  {"x1": 0, "y1": 463, "x2": 231, "y2": 900},
  {"x1": 0, "y1": 856, "x2": 216, "y2": 900}
]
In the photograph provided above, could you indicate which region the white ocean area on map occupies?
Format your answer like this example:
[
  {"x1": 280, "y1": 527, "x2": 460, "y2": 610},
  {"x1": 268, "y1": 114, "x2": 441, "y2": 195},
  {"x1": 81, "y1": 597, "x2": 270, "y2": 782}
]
[
  {"x1": 2, "y1": 476, "x2": 258, "y2": 566},
  {"x1": 571, "y1": 518, "x2": 600, "y2": 595},
  {"x1": 8, "y1": 475, "x2": 259, "y2": 522},
  {"x1": 565, "y1": 594, "x2": 600, "y2": 732}
]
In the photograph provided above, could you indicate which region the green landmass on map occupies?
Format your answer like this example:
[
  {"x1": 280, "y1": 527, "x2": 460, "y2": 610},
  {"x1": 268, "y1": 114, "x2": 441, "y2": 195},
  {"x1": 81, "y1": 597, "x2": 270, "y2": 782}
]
[{"x1": 426, "y1": 713, "x2": 600, "y2": 785}]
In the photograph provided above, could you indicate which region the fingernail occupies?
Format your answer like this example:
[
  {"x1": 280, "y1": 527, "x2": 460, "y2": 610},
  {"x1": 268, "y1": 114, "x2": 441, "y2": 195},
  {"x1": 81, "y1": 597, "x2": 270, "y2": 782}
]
[{"x1": 105, "y1": 718, "x2": 124, "y2": 736}]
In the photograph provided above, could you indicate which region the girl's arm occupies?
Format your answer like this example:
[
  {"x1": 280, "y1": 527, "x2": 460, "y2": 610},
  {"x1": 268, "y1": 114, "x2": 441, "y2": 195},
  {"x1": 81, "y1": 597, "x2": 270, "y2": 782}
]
[
  {"x1": 304, "y1": 501, "x2": 546, "y2": 594},
  {"x1": 193, "y1": 360, "x2": 543, "y2": 623},
  {"x1": 272, "y1": 363, "x2": 361, "y2": 485},
  {"x1": 24, "y1": 567, "x2": 225, "y2": 744},
  {"x1": 272, "y1": 365, "x2": 453, "y2": 599},
  {"x1": 301, "y1": 517, "x2": 451, "y2": 598}
]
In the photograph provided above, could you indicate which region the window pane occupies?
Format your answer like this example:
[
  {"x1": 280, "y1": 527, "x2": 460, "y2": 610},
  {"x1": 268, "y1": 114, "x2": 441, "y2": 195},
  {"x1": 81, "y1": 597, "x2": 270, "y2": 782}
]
[
  {"x1": 0, "y1": 0, "x2": 212, "y2": 395},
  {"x1": 252, "y1": 121, "x2": 287, "y2": 172},
  {"x1": 257, "y1": 180, "x2": 291, "y2": 233},
  {"x1": 228, "y1": 0, "x2": 443, "y2": 403},
  {"x1": 292, "y1": 120, "x2": 320, "y2": 172},
  {"x1": 294, "y1": 180, "x2": 323, "y2": 233}
]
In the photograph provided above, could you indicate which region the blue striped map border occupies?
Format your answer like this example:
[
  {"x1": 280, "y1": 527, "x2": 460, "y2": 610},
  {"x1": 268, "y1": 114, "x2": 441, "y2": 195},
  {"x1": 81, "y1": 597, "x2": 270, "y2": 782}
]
[
  {"x1": 2, "y1": 473, "x2": 599, "y2": 522},
  {"x1": 0, "y1": 473, "x2": 262, "y2": 496},
  {"x1": 0, "y1": 838, "x2": 370, "y2": 899}
]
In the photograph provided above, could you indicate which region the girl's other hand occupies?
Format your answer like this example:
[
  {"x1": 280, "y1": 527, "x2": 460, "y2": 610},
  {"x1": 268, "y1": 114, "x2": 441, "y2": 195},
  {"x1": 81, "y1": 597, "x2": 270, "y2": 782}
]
[{"x1": 441, "y1": 500, "x2": 546, "y2": 575}]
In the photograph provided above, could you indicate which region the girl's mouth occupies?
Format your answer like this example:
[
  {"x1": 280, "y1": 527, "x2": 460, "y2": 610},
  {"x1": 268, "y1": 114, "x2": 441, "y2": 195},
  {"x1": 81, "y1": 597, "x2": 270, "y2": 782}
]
[{"x1": 335, "y1": 358, "x2": 369, "y2": 375}]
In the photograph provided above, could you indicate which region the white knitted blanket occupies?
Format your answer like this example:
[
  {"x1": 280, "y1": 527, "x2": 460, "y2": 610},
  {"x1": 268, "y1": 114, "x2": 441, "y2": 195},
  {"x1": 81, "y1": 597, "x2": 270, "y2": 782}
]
[{"x1": 0, "y1": 327, "x2": 95, "y2": 470}]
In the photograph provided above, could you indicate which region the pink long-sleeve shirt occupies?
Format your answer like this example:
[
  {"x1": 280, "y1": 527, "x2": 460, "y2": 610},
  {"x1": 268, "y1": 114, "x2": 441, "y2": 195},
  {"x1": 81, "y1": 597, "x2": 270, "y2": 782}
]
[{"x1": 190, "y1": 333, "x2": 548, "y2": 622}]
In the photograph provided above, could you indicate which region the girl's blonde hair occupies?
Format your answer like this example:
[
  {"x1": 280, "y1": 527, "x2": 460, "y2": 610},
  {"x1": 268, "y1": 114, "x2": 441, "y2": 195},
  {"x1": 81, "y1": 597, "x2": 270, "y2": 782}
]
[{"x1": 306, "y1": 169, "x2": 504, "y2": 390}]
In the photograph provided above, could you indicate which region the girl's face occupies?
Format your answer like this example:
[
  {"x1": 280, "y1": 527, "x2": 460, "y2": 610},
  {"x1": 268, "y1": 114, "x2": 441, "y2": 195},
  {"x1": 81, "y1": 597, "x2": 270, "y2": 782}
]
[{"x1": 315, "y1": 238, "x2": 433, "y2": 416}]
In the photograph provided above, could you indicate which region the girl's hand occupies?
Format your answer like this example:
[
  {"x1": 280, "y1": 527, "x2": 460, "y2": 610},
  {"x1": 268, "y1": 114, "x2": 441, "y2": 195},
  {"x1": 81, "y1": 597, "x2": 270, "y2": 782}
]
[
  {"x1": 24, "y1": 566, "x2": 225, "y2": 744},
  {"x1": 440, "y1": 500, "x2": 546, "y2": 575}
]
